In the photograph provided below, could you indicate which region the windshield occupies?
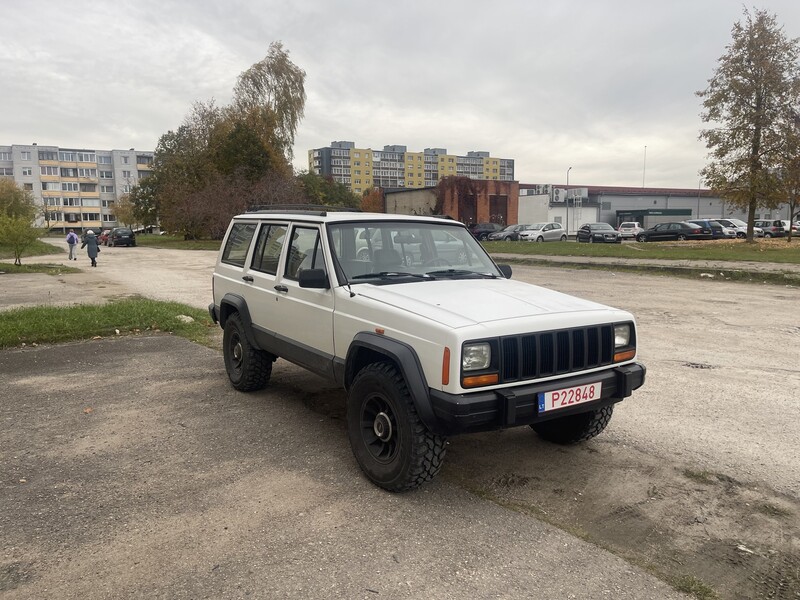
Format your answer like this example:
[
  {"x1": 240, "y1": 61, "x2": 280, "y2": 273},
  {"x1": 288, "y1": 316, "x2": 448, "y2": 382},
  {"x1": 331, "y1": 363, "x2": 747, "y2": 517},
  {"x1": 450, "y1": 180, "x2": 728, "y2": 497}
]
[
  {"x1": 592, "y1": 223, "x2": 614, "y2": 230},
  {"x1": 328, "y1": 221, "x2": 502, "y2": 283}
]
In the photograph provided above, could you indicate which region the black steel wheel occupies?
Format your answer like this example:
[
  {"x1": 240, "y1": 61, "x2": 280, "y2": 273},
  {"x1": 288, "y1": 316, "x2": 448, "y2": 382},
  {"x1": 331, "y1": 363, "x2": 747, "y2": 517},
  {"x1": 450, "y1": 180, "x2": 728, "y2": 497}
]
[
  {"x1": 531, "y1": 405, "x2": 614, "y2": 444},
  {"x1": 223, "y1": 312, "x2": 272, "y2": 392},
  {"x1": 347, "y1": 362, "x2": 446, "y2": 491}
]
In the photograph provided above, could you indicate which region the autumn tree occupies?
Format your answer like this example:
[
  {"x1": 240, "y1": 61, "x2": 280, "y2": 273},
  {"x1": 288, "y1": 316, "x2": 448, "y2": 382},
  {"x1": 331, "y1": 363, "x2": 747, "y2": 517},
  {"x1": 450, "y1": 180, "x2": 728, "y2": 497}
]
[
  {"x1": 295, "y1": 172, "x2": 361, "y2": 208},
  {"x1": 776, "y1": 110, "x2": 800, "y2": 241},
  {"x1": 361, "y1": 188, "x2": 384, "y2": 212},
  {"x1": 0, "y1": 179, "x2": 41, "y2": 265},
  {"x1": 114, "y1": 194, "x2": 136, "y2": 227},
  {"x1": 697, "y1": 8, "x2": 800, "y2": 241}
]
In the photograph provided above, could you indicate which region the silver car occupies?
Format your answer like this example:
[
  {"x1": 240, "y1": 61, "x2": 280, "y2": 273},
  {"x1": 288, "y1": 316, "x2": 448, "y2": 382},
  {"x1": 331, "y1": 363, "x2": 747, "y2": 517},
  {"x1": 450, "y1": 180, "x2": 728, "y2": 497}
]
[
  {"x1": 716, "y1": 218, "x2": 763, "y2": 238},
  {"x1": 519, "y1": 222, "x2": 568, "y2": 242}
]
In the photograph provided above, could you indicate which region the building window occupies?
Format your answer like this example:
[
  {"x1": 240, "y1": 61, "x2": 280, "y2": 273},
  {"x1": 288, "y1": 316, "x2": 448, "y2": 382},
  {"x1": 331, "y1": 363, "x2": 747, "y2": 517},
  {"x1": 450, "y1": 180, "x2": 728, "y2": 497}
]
[
  {"x1": 98, "y1": 156, "x2": 112, "y2": 164},
  {"x1": 0, "y1": 167, "x2": 13, "y2": 176},
  {"x1": 0, "y1": 152, "x2": 11, "y2": 161},
  {"x1": 78, "y1": 168, "x2": 97, "y2": 177},
  {"x1": 82, "y1": 212, "x2": 100, "y2": 221},
  {"x1": 62, "y1": 182, "x2": 79, "y2": 191},
  {"x1": 100, "y1": 171, "x2": 113, "y2": 179},
  {"x1": 122, "y1": 156, "x2": 129, "y2": 164},
  {"x1": 121, "y1": 185, "x2": 131, "y2": 193},
  {"x1": 61, "y1": 167, "x2": 77, "y2": 177},
  {"x1": 76, "y1": 152, "x2": 95, "y2": 162},
  {"x1": 101, "y1": 185, "x2": 114, "y2": 193},
  {"x1": 63, "y1": 197, "x2": 81, "y2": 206},
  {"x1": 47, "y1": 197, "x2": 61, "y2": 206},
  {"x1": 102, "y1": 199, "x2": 115, "y2": 207},
  {"x1": 39, "y1": 151, "x2": 57, "y2": 161},
  {"x1": 22, "y1": 167, "x2": 32, "y2": 176},
  {"x1": 40, "y1": 166, "x2": 59, "y2": 176},
  {"x1": 21, "y1": 151, "x2": 31, "y2": 160},
  {"x1": 59, "y1": 151, "x2": 76, "y2": 161},
  {"x1": 23, "y1": 183, "x2": 33, "y2": 190},
  {"x1": 122, "y1": 170, "x2": 131, "y2": 178},
  {"x1": 80, "y1": 183, "x2": 97, "y2": 192},
  {"x1": 42, "y1": 182, "x2": 61, "y2": 190}
]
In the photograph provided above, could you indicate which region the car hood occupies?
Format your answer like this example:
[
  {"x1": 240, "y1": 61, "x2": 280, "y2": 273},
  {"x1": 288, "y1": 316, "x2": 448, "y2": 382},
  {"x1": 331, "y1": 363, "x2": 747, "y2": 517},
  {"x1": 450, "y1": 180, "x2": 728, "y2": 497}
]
[{"x1": 354, "y1": 278, "x2": 622, "y2": 329}]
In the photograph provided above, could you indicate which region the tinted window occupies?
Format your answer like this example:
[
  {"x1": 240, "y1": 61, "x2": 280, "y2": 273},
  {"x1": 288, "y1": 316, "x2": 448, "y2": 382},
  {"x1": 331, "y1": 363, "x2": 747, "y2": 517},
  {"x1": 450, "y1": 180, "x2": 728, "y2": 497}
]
[
  {"x1": 221, "y1": 222, "x2": 257, "y2": 267},
  {"x1": 251, "y1": 223, "x2": 287, "y2": 275}
]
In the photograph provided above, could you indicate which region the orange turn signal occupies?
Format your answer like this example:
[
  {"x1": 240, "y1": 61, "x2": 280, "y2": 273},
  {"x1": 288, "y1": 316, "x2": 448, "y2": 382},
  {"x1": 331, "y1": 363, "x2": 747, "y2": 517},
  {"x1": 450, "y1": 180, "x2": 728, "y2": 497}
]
[
  {"x1": 462, "y1": 373, "x2": 499, "y2": 388},
  {"x1": 442, "y1": 347, "x2": 450, "y2": 386},
  {"x1": 614, "y1": 349, "x2": 636, "y2": 362}
]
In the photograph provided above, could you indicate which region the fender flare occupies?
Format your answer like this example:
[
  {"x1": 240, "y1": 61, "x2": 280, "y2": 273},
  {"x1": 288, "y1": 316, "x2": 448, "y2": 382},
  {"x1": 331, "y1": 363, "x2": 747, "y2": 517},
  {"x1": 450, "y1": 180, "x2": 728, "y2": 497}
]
[
  {"x1": 345, "y1": 332, "x2": 440, "y2": 435},
  {"x1": 218, "y1": 293, "x2": 261, "y2": 350}
]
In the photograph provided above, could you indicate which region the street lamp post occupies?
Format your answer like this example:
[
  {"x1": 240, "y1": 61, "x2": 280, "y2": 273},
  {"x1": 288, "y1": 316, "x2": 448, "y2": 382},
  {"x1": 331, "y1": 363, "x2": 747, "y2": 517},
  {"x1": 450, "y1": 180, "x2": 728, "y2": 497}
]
[{"x1": 566, "y1": 167, "x2": 572, "y2": 235}]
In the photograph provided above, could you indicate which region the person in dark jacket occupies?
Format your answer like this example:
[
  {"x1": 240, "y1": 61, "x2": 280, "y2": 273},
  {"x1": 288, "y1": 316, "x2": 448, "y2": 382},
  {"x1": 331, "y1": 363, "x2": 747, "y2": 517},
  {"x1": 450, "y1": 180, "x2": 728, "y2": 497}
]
[{"x1": 81, "y1": 230, "x2": 100, "y2": 267}]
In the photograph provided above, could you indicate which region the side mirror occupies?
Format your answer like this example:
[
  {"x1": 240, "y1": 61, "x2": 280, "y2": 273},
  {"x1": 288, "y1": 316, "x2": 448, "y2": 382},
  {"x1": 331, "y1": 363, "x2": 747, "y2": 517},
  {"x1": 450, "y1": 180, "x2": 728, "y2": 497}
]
[
  {"x1": 497, "y1": 264, "x2": 512, "y2": 279},
  {"x1": 298, "y1": 268, "x2": 330, "y2": 289}
]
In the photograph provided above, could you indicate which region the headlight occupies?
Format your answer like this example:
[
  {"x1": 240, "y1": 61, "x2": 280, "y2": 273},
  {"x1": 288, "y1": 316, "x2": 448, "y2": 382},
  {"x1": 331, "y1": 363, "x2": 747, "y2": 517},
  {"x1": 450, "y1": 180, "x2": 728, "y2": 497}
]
[
  {"x1": 614, "y1": 324, "x2": 631, "y2": 347},
  {"x1": 462, "y1": 343, "x2": 491, "y2": 371}
]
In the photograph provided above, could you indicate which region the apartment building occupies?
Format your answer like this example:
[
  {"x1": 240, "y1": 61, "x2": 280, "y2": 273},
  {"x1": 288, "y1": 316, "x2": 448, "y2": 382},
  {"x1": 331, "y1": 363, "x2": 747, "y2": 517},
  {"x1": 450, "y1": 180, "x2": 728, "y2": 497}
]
[
  {"x1": 0, "y1": 143, "x2": 153, "y2": 232},
  {"x1": 308, "y1": 141, "x2": 515, "y2": 195}
]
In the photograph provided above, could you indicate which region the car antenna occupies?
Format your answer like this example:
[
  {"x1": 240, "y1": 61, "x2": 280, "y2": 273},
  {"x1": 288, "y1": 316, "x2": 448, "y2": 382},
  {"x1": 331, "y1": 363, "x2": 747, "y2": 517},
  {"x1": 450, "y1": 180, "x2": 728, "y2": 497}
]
[{"x1": 331, "y1": 253, "x2": 356, "y2": 297}]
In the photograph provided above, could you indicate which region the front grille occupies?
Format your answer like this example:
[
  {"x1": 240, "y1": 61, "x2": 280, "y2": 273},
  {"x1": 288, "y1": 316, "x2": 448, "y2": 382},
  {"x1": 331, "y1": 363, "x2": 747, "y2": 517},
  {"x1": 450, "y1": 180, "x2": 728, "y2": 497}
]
[{"x1": 500, "y1": 325, "x2": 615, "y2": 382}]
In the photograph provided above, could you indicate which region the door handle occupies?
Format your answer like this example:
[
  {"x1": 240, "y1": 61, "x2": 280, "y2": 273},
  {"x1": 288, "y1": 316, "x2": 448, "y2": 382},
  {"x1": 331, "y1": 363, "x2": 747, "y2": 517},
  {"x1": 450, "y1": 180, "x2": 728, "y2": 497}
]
[
  {"x1": 242, "y1": 275, "x2": 254, "y2": 282},
  {"x1": 274, "y1": 285, "x2": 288, "y2": 292}
]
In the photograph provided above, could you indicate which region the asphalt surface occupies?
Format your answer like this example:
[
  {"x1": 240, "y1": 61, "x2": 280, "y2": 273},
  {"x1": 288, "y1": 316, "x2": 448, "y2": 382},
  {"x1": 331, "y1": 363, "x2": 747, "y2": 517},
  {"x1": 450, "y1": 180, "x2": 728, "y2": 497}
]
[{"x1": 2, "y1": 239, "x2": 799, "y2": 599}]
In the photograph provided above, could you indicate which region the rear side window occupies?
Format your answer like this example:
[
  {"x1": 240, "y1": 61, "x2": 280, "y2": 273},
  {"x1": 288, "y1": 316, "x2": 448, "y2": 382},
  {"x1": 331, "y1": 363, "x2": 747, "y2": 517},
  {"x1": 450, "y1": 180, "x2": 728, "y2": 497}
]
[
  {"x1": 251, "y1": 223, "x2": 288, "y2": 275},
  {"x1": 221, "y1": 222, "x2": 257, "y2": 267}
]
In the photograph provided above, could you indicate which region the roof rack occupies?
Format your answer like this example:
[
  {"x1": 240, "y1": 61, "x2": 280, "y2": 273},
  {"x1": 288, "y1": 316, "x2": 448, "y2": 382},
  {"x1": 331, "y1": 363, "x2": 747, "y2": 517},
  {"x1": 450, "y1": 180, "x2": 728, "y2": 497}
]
[{"x1": 247, "y1": 204, "x2": 362, "y2": 215}]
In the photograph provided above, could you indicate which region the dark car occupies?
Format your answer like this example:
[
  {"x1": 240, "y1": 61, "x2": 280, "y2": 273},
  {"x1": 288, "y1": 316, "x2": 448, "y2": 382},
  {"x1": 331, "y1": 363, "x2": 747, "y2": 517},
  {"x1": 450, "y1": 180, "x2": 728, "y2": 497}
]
[
  {"x1": 576, "y1": 223, "x2": 622, "y2": 243},
  {"x1": 468, "y1": 222, "x2": 504, "y2": 240},
  {"x1": 636, "y1": 221, "x2": 713, "y2": 242},
  {"x1": 685, "y1": 219, "x2": 736, "y2": 239},
  {"x1": 107, "y1": 227, "x2": 137, "y2": 247},
  {"x1": 486, "y1": 224, "x2": 531, "y2": 241}
]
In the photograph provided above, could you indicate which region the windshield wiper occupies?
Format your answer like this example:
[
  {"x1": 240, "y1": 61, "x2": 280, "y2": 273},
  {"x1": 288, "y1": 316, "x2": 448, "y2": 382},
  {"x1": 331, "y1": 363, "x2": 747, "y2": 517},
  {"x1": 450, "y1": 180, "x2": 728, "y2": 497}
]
[
  {"x1": 351, "y1": 271, "x2": 432, "y2": 280},
  {"x1": 424, "y1": 269, "x2": 499, "y2": 278}
]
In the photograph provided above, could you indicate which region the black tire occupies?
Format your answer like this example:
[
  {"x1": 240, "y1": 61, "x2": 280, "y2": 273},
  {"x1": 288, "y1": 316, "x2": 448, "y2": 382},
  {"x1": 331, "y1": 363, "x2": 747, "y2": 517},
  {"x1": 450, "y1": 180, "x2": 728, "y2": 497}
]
[
  {"x1": 532, "y1": 405, "x2": 614, "y2": 444},
  {"x1": 560, "y1": 235, "x2": 567, "y2": 241},
  {"x1": 636, "y1": 234, "x2": 647, "y2": 242},
  {"x1": 765, "y1": 233, "x2": 772, "y2": 238},
  {"x1": 536, "y1": 236, "x2": 544, "y2": 243},
  {"x1": 223, "y1": 312, "x2": 272, "y2": 392},
  {"x1": 588, "y1": 237, "x2": 594, "y2": 243},
  {"x1": 478, "y1": 233, "x2": 488, "y2": 241},
  {"x1": 677, "y1": 234, "x2": 687, "y2": 241},
  {"x1": 109, "y1": 240, "x2": 114, "y2": 247},
  {"x1": 347, "y1": 362, "x2": 446, "y2": 491},
  {"x1": 737, "y1": 232, "x2": 746, "y2": 239}
]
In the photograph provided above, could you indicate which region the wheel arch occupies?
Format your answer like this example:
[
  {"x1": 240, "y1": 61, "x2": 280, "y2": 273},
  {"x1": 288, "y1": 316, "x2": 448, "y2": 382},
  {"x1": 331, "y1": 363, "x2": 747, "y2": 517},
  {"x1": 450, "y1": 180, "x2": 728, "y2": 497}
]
[
  {"x1": 218, "y1": 293, "x2": 261, "y2": 350},
  {"x1": 344, "y1": 332, "x2": 439, "y2": 434}
]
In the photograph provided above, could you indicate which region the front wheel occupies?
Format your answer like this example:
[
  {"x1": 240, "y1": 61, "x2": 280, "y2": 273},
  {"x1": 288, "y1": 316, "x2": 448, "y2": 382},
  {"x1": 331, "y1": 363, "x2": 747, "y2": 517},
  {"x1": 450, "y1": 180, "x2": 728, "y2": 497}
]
[
  {"x1": 677, "y1": 234, "x2": 687, "y2": 241},
  {"x1": 223, "y1": 313, "x2": 273, "y2": 391},
  {"x1": 347, "y1": 362, "x2": 446, "y2": 491},
  {"x1": 536, "y1": 236, "x2": 544, "y2": 243},
  {"x1": 532, "y1": 405, "x2": 614, "y2": 444},
  {"x1": 588, "y1": 237, "x2": 594, "y2": 243},
  {"x1": 765, "y1": 233, "x2": 773, "y2": 238},
  {"x1": 636, "y1": 234, "x2": 647, "y2": 242}
]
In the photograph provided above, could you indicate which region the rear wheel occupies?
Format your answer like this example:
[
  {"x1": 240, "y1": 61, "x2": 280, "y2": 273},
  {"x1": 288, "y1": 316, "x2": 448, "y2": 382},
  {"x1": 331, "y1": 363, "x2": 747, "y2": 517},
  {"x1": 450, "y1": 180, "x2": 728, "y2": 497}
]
[
  {"x1": 765, "y1": 233, "x2": 773, "y2": 238},
  {"x1": 588, "y1": 237, "x2": 594, "y2": 243},
  {"x1": 677, "y1": 234, "x2": 687, "y2": 241},
  {"x1": 223, "y1": 312, "x2": 272, "y2": 391},
  {"x1": 560, "y1": 235, "x2": 567, "y2": 241},
  {"x1": 347, "y1": 362, "x2": 446, "y2": 491},
  {"x1": 532, "y1": 405, "x2": 614, "y2": 444},
  {"x1": 636, "y1": 234, "x2": 647, "y2": 242}
]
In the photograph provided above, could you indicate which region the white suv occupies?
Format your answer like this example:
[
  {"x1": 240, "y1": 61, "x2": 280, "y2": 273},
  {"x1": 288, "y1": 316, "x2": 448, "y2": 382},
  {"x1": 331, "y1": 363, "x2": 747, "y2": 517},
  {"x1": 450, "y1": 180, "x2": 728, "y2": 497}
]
[{"x1": 209, "y1": 209, "x2": 646, "y2": 491}]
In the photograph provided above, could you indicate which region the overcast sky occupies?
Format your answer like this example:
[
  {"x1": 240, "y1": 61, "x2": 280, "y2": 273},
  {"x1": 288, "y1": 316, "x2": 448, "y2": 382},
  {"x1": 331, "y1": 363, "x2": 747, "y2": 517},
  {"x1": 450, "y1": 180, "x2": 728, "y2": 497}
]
[{"x1": 2, "y1": 1, "x2": 799, "y2": 189}]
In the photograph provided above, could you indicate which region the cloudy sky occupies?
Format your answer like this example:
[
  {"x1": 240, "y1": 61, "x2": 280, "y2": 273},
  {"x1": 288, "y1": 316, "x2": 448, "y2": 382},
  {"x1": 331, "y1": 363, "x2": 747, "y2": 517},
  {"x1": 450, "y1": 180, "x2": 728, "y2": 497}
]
[{"x1": 2, "y1": 1, "x2": 799, "y2": 189}]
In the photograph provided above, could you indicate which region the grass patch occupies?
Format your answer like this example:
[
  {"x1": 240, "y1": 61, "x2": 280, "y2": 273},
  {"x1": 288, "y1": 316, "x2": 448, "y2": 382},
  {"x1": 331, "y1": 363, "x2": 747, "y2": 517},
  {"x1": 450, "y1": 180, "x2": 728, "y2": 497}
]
[
  {"x1": 134, "y1": 234, "x2": 221, "y2": 251},
  {"x1": 0, "y1": 239, "x2": 63, "y2": 260},
  {"x1": 0, "y1": 262, "x2": 81, "y2": 275},
  {"x1": 484, "y1": 238, "x2": 800, "y2": 263},
  {"x1": 671, "y1": 574, "x2": 718, "y2": 599},
  {"x1": 0, "y1": 297, "x2": 215, "y2": 349}
]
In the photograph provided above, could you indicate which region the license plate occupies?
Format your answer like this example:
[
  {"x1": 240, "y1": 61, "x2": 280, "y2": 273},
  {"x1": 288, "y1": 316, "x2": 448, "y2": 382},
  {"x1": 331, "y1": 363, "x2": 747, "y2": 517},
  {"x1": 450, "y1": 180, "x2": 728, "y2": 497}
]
[{"x1": 538, "y1": 382, "x2": 602, "y2": 412}]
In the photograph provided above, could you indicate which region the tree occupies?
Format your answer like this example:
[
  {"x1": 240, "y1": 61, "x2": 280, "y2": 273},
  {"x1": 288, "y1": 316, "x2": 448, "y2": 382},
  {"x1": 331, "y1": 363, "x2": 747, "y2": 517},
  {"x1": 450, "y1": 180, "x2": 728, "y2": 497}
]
[
  {"x1": 231, "y1": 41, "x2": 306, "y2": 161},
  {"x1": 295, "y1": 172, "x2": 361, "y2": 208},
  {"x1": 0, "y1": 179, "x2": 40, "y2": 265},
  {"x1": 361, "y1": 188, "x2": 384, "y2": 212},
  {"x1": 128, "y1": 174, "x2": 160, "y2": 230},
  {"x1": 697, "y1": 8, "x2": 800, "y2": 241},
  {"x1": 776, "y1": 110, "x2": 800, "y2": 241},
  {"x1": 114, "y1": 194, "x2": 136, "y2": 227}
]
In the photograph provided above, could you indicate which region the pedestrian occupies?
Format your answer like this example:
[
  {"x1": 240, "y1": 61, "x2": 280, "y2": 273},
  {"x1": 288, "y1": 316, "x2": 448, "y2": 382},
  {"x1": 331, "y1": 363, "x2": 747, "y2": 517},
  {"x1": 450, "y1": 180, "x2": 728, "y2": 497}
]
[
  {"x1": 66, "y1": 228, "x2": 79, "y2": 261},
  {"x1": 81, "y1": 230, "x2": 100, "y2": 267}
]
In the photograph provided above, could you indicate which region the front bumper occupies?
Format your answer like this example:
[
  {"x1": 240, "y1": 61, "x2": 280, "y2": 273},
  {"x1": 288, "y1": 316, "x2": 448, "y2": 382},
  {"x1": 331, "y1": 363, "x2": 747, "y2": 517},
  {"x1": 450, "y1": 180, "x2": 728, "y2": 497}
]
[{"x1": 428, "y1": 362, "x2": 645, "y2": 436}]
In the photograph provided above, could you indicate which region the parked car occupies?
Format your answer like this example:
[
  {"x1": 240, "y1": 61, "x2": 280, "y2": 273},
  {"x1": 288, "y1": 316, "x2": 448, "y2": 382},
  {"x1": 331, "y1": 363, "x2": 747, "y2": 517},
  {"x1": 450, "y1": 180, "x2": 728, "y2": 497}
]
[
  {"x1": 779, "y1": 220, "x2": 799, "y2": 236},
  {"x1": 617, "y1": 222, "x2": 643, "y2": 239},
  {"x1": 519, "y1": 222, "x2": 568, "y2": 242},
  {"x1": 486, "y1": 224, "x2": 532, "y2": 241},
  {"x1": 576, "y1": 223, "x2": 622, "y2": 243},
  {"x1": 98, "y1": 229, "x2": 111, "y2": 245},
  {"x1": 107, "y1": 227, "x2": 137, "y2": 247},
  {"x1": 468, "y1": 222, "x2": 504, "y2": 240},
  {"x1": 686, "y1": 219, "x2": 737, "y2": 239},
  {"x1": 754, "y1": 220, "x2": 786, "y2": 238},
  {"x1": 715, "y1": 218, "x2": 763, "y2": 238},
  {"x1": 635, "y1": 222, "x2": 713, "y2": 242}
]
